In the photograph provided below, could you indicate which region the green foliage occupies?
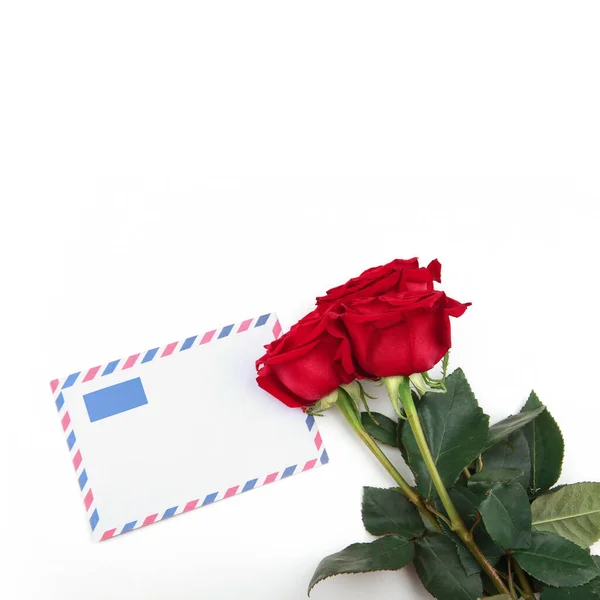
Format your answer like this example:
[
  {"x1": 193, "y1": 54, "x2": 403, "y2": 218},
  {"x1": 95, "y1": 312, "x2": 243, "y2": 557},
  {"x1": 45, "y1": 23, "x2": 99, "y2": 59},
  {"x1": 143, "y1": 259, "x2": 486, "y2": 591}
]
[
  {"x1": 468, "y1": 468, "x2": 523, "y2": 485},
  {"x1": 521, "y1": 392, "x2": 564, "y2": 495},
  {"x1": 541, "y1": 559, "x2": 600, "y2": 598},
  {"x1": 414, "y1": 533, "x2": 483, "y2": 600},
  {"x1": 431, "y1": 504, "x2": 485, "y2": 577},
  {"x1": 542, "y1": 577, "x2": 600, "y2": 600},
  {"x1": 434, "y1": 485, "x2": 504, "y2": 577},
  {"x1": 473, "y1": 482, "x2": 532, "y2": 550},
  {"x1": 310, "y1": 367, "x2": 590, "y2": 600},
  {"x1": 402, "y1": 369, "x2": 489, "y2": 498},
  {"x1": 446, "y1": 485, "x2": 504, "y2": 566},
  {"x1": 484, "y1": 404, "x2": 545, "y2": 451},
  {"x1": 361, "y1": 487, "x2": 425, "y2": 538},
  {"x1": 531, "y1": 482, "x2": 600, "y2": 548},
  {"x1": 481, "y1": 430, "x2": 531, "y2": 490},
  {"x1": 308, "y1": 536, "x2": 414, "y2": 595},
  {"x1": 360, "y1": 412, "x2": 401, "y2": 447},
  {"x1": 455, "y1": 541, "x2": 483, "y2": 577},
  {"x1": 513, "y1": 531, "x2": 600, "y2": 588}
]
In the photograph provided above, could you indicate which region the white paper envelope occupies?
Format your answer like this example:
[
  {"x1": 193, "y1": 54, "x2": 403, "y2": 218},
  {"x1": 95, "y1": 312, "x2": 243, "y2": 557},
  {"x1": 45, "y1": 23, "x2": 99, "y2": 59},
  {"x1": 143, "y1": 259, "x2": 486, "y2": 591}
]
[{"x1": 49, "y1": 313, "x2": 328, "y2": 541}]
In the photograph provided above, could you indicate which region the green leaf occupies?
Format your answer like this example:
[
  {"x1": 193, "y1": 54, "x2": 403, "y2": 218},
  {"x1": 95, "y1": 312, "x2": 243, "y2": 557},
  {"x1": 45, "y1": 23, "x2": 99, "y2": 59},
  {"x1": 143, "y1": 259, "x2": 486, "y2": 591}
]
[
  {"x1": 481, "y1": 430, "x2": 531, "y2": 490},
  {"x1": 360, "y1": 412, "x2": 400, "y2": 447},
  {"x1": 308, "y1": 536, "x2": 414, "y2": 595},
  {"x1": 474, "y1": 482, "x2": 532, "y2": 550},
  {"x1": 455, "y1": 542, "x2": 482, "y2": 577},
  {"x1": 361, "y1": 486, "x2": 425, "y2": 538},
  {"x1": 430, "y1": 508, "x2": 483, "y2": 576},
  {"x1": 542, "y1": 579, "x2": 600, "y2": 599},
  {"x1": 520, "y1": 392, "x2": 564, "y2": 494},
  {"x1": 430, "y1": 503, "x2": 486, "y2": 577},
  {"x1": 444, "y1": 485, "x2": 504, "y2": 566},
  {"x1": 484, "y1": 596, "x2": 513, "y2": 600},
  {"x1": 402, "y1": 368, "x2": 489, "y2": 498},
  {"x1": 469, "y1": 468, "x2": 524, "y2": 485},
  {"x1": 513, "y1": 531, "x2": 600, "y2": 588},
  {"x1": 531, "y1": 482, "x2": 600, "y2": 548},
  {"x1": 414, "y1": 533, "x2": 483, "y2": 600},
  {"x1": 542, "y1": 559, "x2": 600, "y2": 599},
  {"x1": 484, "y1": 405, "x2": 545, "y2": 451}
]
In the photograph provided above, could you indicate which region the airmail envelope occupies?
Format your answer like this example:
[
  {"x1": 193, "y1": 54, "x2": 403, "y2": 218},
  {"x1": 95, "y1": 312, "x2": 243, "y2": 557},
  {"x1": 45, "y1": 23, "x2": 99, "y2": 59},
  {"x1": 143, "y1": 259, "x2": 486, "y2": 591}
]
[{"x1": 49, "y1": 313, "x2": 328, "y2": 541}]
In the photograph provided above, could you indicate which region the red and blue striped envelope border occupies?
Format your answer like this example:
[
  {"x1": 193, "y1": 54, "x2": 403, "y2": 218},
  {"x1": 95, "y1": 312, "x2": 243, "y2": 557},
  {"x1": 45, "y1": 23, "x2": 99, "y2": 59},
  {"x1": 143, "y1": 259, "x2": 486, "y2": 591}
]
[{"x1": 50, "y1": 313, "x2": 328, "y2": 541}]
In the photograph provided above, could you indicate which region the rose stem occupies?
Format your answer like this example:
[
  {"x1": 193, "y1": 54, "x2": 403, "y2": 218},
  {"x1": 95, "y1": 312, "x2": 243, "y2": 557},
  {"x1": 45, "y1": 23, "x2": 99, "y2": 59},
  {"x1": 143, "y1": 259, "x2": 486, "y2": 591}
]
[
  {"x1": 507, "y1": 555, "x2": 517, "y2": 600},
  {"x1": 512, "y1": 559, "x2": 535, "y2": 600},
  {"x1": 395, "y1": 377, "x2": 510, "y2": 596},
  {"x1": 335, "y1": 390, "x2": 442, "y2": 533}
]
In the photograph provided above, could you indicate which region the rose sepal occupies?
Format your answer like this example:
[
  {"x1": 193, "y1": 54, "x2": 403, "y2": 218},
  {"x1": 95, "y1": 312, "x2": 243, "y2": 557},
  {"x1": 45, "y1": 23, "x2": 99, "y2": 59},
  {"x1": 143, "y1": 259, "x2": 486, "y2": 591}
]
[
  {"x1": 307, "y1": 388, "x2": 340, "y2": 415},
  {"x1": 383, "y1": 376, "x2": 405, "y2": 418}
]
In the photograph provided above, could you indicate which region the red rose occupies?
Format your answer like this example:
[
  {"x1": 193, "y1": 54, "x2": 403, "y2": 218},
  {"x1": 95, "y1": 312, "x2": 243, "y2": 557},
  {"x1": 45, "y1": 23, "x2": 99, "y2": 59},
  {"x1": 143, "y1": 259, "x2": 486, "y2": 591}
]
[
  {"x1": 256, "y1": 309, "x2": 357, "y2": 408},
  {"x1": 316, "y1": 258, "x2": 441, "y2": 311},
  {"x1": 341, "y1": 291, "x2": 470, "y2": 377}
]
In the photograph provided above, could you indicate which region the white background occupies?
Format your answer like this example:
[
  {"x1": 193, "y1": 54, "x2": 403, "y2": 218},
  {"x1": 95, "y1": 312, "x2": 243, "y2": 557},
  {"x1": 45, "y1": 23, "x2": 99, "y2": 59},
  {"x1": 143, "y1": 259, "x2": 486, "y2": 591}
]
[{"x1": 1, "y1": 2, "x2": 600, "y2": 599}]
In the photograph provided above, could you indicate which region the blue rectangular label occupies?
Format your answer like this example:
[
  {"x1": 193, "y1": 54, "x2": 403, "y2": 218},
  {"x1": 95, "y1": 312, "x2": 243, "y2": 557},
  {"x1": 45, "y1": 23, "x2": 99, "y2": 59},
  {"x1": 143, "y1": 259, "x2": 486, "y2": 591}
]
[{"x1": 84, "y1": 377, "x2": 148, "y2": 423}]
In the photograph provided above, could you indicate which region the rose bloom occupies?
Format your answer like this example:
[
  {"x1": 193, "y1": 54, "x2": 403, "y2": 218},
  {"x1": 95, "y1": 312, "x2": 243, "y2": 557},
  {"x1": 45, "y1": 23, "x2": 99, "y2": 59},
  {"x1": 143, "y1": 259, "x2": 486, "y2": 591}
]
[
  {"x1": 256, "y1": 308, "x2": 358, "y2": 408},
  {"x1": 316, "y1": 258, "x2": 441, "y2": 311},
  {"x1": 341, "y1": 291, "x2": 470, "y2": 377}
]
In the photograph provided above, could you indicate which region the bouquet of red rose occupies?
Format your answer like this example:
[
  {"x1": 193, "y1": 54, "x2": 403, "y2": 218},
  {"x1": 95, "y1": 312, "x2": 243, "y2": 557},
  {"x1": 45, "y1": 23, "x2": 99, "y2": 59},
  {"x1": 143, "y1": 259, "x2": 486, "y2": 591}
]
[{"x1": 256, "y1": 258, "x2": 600, "y2": 600}]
